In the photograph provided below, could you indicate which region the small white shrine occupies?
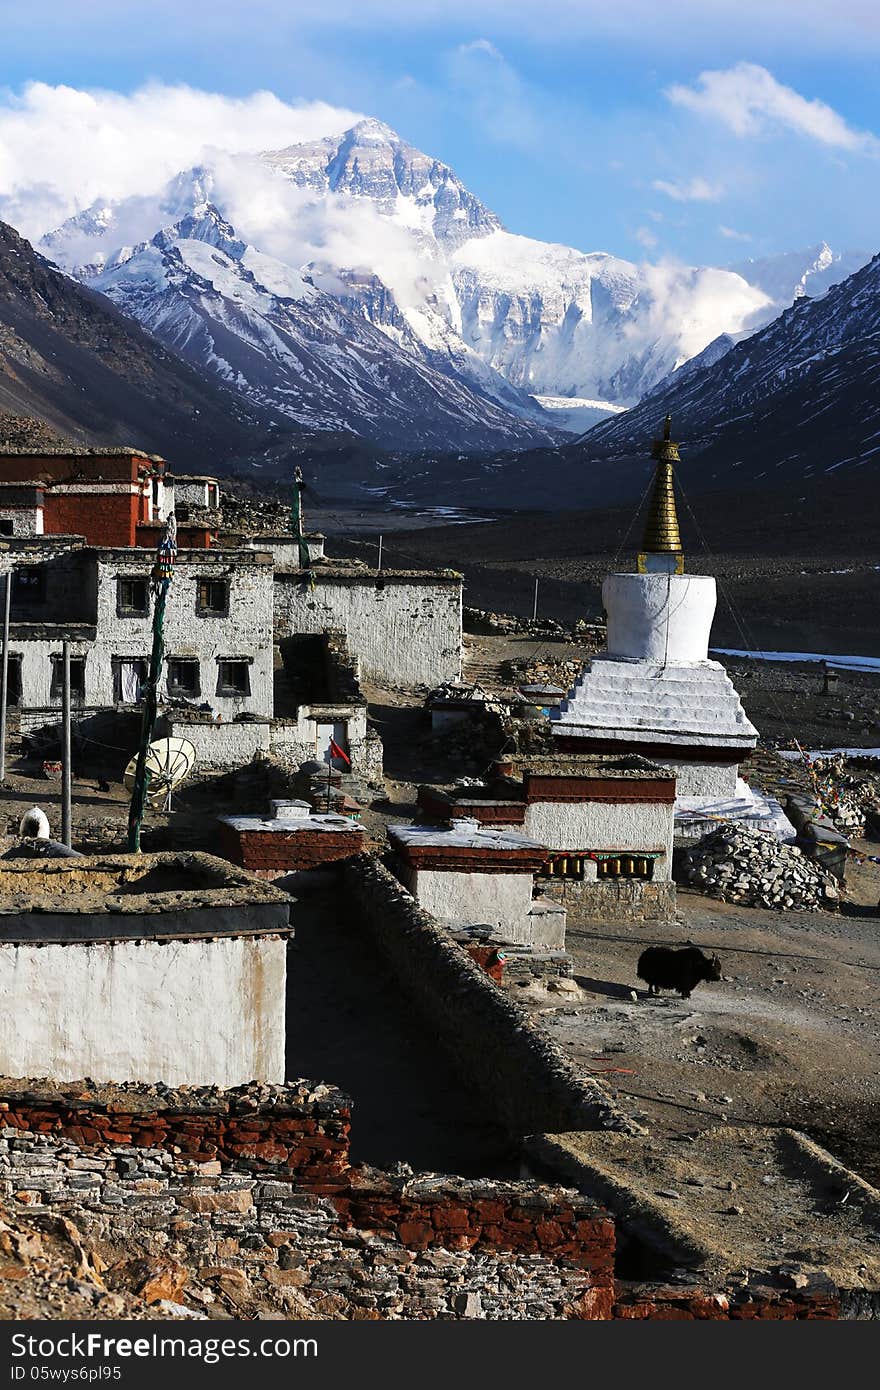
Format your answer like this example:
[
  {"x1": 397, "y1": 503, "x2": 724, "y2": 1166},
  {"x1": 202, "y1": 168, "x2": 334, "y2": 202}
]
[{"x1": 551, "y1": 419, "x2": 791, "y2": 841}]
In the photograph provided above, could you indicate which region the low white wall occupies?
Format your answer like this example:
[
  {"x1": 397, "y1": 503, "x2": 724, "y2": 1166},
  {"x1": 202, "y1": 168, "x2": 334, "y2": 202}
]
[
  {"x1": 0, "y1": 935, "x2": 287, "y2": 1086},
  {"x1": 165, "y1": 717, "x2": 271, "y2": 771},
  {"x1": 275, "y1": 575, "x2": 462, "y2": 688},
  {"x1": 604, "y1": 573, "x2": 716, "y2": 664},
  {"x1": 662, "y1": 760, "x2": 740, "y2": 798},
  {"x1": 523, "y1": 800, "x2": 674, "y2": 880},
  {"x1": 402, "y1": 865, "x2": 534, "y2": 941}
]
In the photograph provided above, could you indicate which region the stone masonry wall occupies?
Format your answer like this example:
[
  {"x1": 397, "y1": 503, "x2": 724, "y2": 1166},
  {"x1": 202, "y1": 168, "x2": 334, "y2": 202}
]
[
  {"x1": 540, "y1": 877, "x2": 677, "y2": 924},
  {"x1": 274, "y1": 572, "x2": 462, "y2": 688},
  {"x1": 343, "y1": 856, "x2": 637, "y2": 1138},
  {"x1": 0, "y1": 1081, "x2": 351, "y2": 1186},
  {"x1": 0, "y1": 1125, "x2": 615, "y2": 1320}
]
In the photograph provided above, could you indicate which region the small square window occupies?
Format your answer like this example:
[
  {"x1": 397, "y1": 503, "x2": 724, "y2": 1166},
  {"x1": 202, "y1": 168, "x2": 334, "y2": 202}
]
[
  {"x1": 50, "y1": 654, "x2": 86, "y2": 702},
  {"x1": 167, "y1": 658, "x2": 200, "y2": 697},
  {"x1": 0, "y1": 520, "x2": 14, "y2": 536},
  {"x1": 12, "y1": 566, "x2": 46, "y2": 604},
  {"x1": 117, "y1": 576, "x2": 150, "y2": 616},
  {"x1": 216, "y1": 660, "x2": 250, "y2": 696},
  {"x1": 112, "y1": 657, "x2": 148, "y2": 704},
  {"x1": 196, "y1": 578, "x2": 229, "y2": 617}
]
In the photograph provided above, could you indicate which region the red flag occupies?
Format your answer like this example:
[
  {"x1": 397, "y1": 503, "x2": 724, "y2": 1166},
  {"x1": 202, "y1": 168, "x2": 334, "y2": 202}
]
[{"x1": 329, "y1": 738, "x2": 351, "y2": 766}]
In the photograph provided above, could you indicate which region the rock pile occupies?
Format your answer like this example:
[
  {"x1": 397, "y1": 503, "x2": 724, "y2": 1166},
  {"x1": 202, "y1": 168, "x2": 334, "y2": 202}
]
[{"x1": 681, "y1": 825, "x2": 839, "y2": 911}]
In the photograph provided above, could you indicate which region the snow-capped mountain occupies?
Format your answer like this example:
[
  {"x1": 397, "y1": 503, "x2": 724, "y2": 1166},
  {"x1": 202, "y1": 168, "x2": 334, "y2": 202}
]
[
  {"x1": 582, "y1": 253, "x2": 880, "y2": 484},
  {"x1": 37, "y1": 118, "x2": 867, "y2": 450},
  {"x1": 79, "y1": 200, "x2": 557, "y2": 452},
  {"x1": 729, "y1": 243, "x2": 870, "y2": 307},
  {"x1": 259, "y1": 122, "x2": 772, "y2": 408}
]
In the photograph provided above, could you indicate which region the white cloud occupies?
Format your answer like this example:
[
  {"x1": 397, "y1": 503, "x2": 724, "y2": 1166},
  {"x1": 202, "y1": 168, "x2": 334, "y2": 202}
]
[
  {"x1": 634, "y1": 225, "x2": 658, "y2": 249},
  {"x1": 652, "y1": 176, "x2": 722, "y2": 202},
  {"x1": 0, "y1": 82, "x2": 362, "y2": 240},
  {"x1": 665, "y1": 63, "x2": 879, "y2": 152},
  {"x1": 719, "y1": 224, "x2": 752, "y2": 242},
  {"x1": 444, "y1": 39, "x2": 543, "y2": 153}
]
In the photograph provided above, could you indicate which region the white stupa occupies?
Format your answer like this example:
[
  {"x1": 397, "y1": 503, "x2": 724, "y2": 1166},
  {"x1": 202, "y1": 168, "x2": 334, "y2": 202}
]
[{"x1": 551, "y1": 419, "x2": 792, "y2": 841}]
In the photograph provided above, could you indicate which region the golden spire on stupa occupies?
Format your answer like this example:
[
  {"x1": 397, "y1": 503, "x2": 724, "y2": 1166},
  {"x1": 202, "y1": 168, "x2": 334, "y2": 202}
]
[{"x1": 638, "y1": 416, "x2": 684, "y2": 574}]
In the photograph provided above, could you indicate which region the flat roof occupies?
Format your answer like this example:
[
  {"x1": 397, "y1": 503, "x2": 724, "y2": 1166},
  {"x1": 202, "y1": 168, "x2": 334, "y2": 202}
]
[
  {"x1": 509, "y1": 753, "x2": 674, "y2": 780},
  {"x1": 0, "y1": 447, "x2": 166, "y2": 462},
  {"x1": 0, "y1": 851, "x2": 291, "y2": 942},
  {"x1": 389, "y1": 822, "x2": 545, "y2": 852}
]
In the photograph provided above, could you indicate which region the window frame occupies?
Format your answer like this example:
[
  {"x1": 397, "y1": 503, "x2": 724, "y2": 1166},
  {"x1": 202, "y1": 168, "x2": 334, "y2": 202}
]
[
  {"x1": 216, "y1": 658, "x2": 251, "y2": 697},
  {"x1": 166, "y1": 657, "x2": 201, "y2": 698},
  {"x1": 116, "y1": 574, "x2": 150, "y2": 618},
  {"x1": 49, "y1": 653, "x2": 86, "y2": 703},
  {"x1": 195, "y1": 576, "x2": 230, "y2": 618},
  {"x1": 111, "y1": 655, "x2": 149, "y2": 705}
]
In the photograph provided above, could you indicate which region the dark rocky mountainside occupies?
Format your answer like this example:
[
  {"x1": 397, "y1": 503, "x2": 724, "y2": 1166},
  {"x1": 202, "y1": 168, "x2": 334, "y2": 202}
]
[
  {"x1": 582, "y1": 252, "x2": 880, "y2": 491},
  {"x1": 0, "y1": 219, "x2": 294, "y2": 469}
]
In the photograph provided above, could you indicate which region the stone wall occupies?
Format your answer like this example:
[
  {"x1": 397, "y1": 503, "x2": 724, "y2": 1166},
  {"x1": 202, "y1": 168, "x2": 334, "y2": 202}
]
[
  {"x1": 274, "y1": 570, "x2": 462, "y2": 688},
  {"x1": 540, "y1": 877, "x2": 677, "y2": 924},
  {"x1": 0, "y1": 1121, "x2": 615, "y2": 1320},
  {"x1": 0, "y1": 1081, "x2": 351, "y2": 1185},
  {"x1": 343, "y1": 856, "x2": 637, "y2": 1138}
]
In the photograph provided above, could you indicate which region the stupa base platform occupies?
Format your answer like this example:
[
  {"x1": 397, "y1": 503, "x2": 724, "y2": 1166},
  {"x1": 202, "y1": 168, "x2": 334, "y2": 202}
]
[{"x1": 674, "y1": 780, "x2": 794, "y2": 845}]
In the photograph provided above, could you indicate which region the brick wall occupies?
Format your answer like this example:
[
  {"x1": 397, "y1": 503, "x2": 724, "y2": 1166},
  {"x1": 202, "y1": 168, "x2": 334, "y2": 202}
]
[
  {"x1": 0, "y1": 1081, "x2": 351, "y2": 1186},
  {"x1": 613, "y1": 1282, "x2": 840, "y2": 1320},
  {"x1": 216, "y1": 822, "x2": 364, "y2": 874},
  {"x1": 43, "y1": 492, "x2": 138, "y2": 547}
]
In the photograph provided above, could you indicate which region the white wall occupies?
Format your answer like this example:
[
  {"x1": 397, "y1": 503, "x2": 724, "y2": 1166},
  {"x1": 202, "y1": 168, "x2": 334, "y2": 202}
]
[
  {"x1": 165, "y1": 716, "x2": 272, "y2": 770},
  {"x1": 0, "y1": 507, "x2": 43, "y2": 536},
  {"x1": 604, "y1": 573, "x2": 716, "y2": 664},
  {"x1": 662, "y1": 759, "x2": 740, "y2": 798},
  {"x1": 523, "y1": 800, "x2": 674, "y2": 880},
  {"x1": 0, "y1": 935, "x2": 287, "y2": 1086},
  {"x1": 275, "y1": 575, "x2": 462, "y2": 687},
  {"x1": 93, "y1": 556, "x2": 274, "y2": 717},
  {"x1": 401, "y1": 865, "x2": 535, "y2": 940}
]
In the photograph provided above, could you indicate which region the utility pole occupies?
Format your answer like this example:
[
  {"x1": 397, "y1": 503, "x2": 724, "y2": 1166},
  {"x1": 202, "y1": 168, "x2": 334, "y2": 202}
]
[
  {"x1": 127, "y1": 517, "x2": 176, "y2": 853},
  {"x1": 61, "y1": 639, "x2": 72, "y2": 849},
  {"x1": 377, "y1": 534, "x2": 383, "y2": 572},
  {"x1": 532, "y1": 577, "x2": 539, "y2": 622},
  {"x1": 0, "y1": 568, "x2": 10, "y2": 785}
]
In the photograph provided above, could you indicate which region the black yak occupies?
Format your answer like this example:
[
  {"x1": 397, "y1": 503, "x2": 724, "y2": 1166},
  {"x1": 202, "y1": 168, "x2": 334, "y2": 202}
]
[{"x1": 637, "y1": 945, "x2": 722, "y2": 1000}]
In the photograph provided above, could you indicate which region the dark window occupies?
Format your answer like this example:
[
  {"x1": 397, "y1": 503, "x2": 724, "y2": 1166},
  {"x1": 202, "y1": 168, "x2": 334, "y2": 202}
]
[
  {"x1": 112, "y1": 657, "x2": 148, "y2": 704},
  {"x1": 4, "y1": 654, "x2": 22, "y2": 707},
  {"x1": 167, "y1": 658, "x2": 200, "y2": 697},
  {"x1": 117, "y1": 576, "x2": 150, "y2": 616},
  {"x1": 0, "y1": 520, "x2": 13, "y2": 536},
  {"x1": 196, "y1": 578, "x2": 229, "y2": 617},
  {"x1": 216, "y1": 659, "x2": 250, "y2": 696},
  {"x1": 50, "y1": 654, "x2": 86, "y2": 702},
  {"x1": 12, "y1": 566, "x2": 46, "y2": 604}
]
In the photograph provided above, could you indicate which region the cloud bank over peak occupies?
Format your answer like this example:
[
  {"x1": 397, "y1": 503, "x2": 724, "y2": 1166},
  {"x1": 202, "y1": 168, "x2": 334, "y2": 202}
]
[{"x1": 0, "y1": 82, "x2": 363, "y2": 240}]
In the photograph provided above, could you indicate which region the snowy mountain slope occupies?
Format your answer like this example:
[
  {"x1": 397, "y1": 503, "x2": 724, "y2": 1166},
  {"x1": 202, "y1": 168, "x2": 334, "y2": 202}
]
[
  {"x1": 86, "y1": 202, "x2": 556, "y2": 452},
  {"x1": 581, "y1": 253, "x2": 880, "y2": 483},
  {"x1": 36, "y1": 118, "x2": 868, "y2": 449},
  {"x1": 261, "y1": 122, "x2": 773, "y2": 406},
  {"x1": 729, "y1": 243, "x2": 870, "y2": 307},
  {"x1": 0, "y1": 218, "x2": 287, "y2": 467}
]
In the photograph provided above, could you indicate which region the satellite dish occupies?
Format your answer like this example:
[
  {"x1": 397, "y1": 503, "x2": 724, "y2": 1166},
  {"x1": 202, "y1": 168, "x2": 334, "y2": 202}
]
[{"x1": 124, "y1": 737, "x2": 196, "y2": 809}]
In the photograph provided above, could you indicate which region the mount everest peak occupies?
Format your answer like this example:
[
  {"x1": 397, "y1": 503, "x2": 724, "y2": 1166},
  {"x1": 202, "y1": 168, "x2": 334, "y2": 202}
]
[{"x1": 33, "y1": 117, "x2": 872, "y2": 453}]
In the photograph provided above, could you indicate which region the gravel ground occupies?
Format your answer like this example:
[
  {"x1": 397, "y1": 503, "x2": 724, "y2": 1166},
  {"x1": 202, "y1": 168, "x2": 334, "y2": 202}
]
[{"x1": 510, "y1": 877, "x2": 880, "y2": 1185}]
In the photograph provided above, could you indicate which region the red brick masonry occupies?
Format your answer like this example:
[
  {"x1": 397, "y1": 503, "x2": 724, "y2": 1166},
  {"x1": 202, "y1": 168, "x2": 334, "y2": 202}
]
[
  {"x1": 0, "y1": 1082, "x2": 351, "y2": 1186},
  {"x1": 216, "y1": 822, "x2": 364, "y2": 875}
]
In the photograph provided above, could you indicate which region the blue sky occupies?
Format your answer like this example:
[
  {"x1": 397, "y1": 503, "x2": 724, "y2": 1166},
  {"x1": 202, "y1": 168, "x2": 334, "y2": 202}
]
[{"x1": 1, "y1": 0, "x2": 878, "y2": 263}]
